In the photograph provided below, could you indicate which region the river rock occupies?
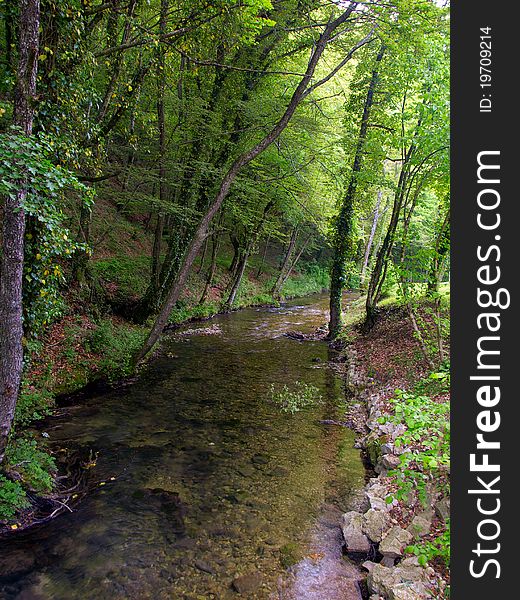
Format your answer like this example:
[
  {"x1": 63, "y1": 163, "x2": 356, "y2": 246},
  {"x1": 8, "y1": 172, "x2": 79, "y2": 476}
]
[
  {"x1": 380, "y1": 442, "x2": 394, "y2": 455},
  {"x1": 362, "y1": 508, "x2": 391, "y2": 543},
  {"x1": 388, "y1": 582, "x2": 433, "y2": 600},
  {"x1": 365, "y1": 431, "x2": 385, "y2": 467},
  {"x1": 367, "y1": 563, "x2": 401, "y2": 596},
  {"x1": 232, "y1": 571, "x2": 263, "y2": 594},
  {"x1": 361, "y1": 481, "x2": 395, "y2": 512},
  {"x1": 341, "y1": 511, "x2": 371, "y2": 554},
  {"x1": 407, "y1": 512, "x2": 433, "y2": 539},
  {"x1": 381, "y1": 454, "x2": 401, "y2": 471},
  {"x1": 434, "y1": 496, "x2": 450, "y2": 522},
  {"x1": 367, "y1": 561, "x2": 433, "y2": 599},
  {"x1": 194, "y1": 560, "x2": 215, "y2": 575},
  {"x1": 379, "y1": 526, "x2": 413, "y2": 559},
  {"x1": 236, "y1": 465, "x2": 255, "y2": 477},
  {"x1": 379, "y1": 422, "x2": 407, "y2": 440}
]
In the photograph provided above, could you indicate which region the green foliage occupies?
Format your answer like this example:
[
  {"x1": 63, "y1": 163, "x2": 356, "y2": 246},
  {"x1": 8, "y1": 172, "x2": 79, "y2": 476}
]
[
  {"x1": 268, "y1": 381, "x2": 322, "y2": 414},
  {"x1": 85, "y1": 320, "x2": 146, "y2": 380},
  {"x1": 415, "y1": 362, "x2": 450, "y2": 396},
  {"x1": 0, "y1": 129, "x2": 93, "y2": 337},
  {"x1": 274, "y1": 265, "x2": 330, "y2": 299},
  {"x1": 15, "y1": 381, "x2": 55, "y2": 427},
  {"x1": 0, "y1": 476, "x2": 30, "y2": 522},
  {"x1": 4, "y1": 437, "x2": 56, "y2": 494},
  {"x1": 93, "y1": 256, "x2": 150, "y2": 301},
  {"x1": 168, "y1": 301, "x2": 220, "y2": 324},
  {"x1": 407, "y1": 520, "x2": 451, "y2": 567},
  {"x1": 381, "y1": 383, "x2": 450, "y2": 506},
  {"x1": 249, "y1": 293, "x2": 276, "y2": 306}
]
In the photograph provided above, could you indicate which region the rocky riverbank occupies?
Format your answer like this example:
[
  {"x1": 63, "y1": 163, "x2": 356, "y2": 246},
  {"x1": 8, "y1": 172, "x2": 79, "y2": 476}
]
[{"x1": 334, "y1": 305, "x2": 450, "y2": 599}]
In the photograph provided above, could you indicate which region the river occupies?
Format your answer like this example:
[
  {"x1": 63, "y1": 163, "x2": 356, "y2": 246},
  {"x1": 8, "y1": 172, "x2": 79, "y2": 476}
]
[{"x1": 0, "y1": 294, "x2": 366, "y2": 600}]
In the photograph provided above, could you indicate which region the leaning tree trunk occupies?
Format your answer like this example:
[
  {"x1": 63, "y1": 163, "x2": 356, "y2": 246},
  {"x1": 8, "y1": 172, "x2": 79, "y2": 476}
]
[
  {"x1": 228, "y1": 234, "x2": 241, "y2": 276},
  {"x1": 0, "y1": 0, "x2": 40, "y2": 462},
  {"x1": 279, "y1": 232, "x2": 312, "y2": 290},
  {"x1": 364, "y1": 118, "x2": 422, "y2": 331},
  {"x1": 364, "y1": 173, "x2": 407, "y2": 330},
  {"x1": 225, "y1": 247, "x2": 251, "y2": 309},
  {"x1": 134, "y1": 5, "x2": 368, "y2": 364},
  {"x1": 226, "y1": 200, "x2": 274, "y2": 309},
  {"x1": 328, "y1": 45, "x2": 385, "y2": 339}
]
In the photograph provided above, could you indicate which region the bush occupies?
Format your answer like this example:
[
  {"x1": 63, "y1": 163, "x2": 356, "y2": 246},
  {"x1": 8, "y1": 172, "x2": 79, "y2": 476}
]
[
  {"x1": 4, "y1": 437, "x2": 56, "y2": 494},
  {"x1": 169, "y1": 301, "x2": 220, "y2": 324},
  {"x1": 92, "y1": 256, "x2": 150, "y2": 301},
  {"x1": 273, "y1": 264, "x2": 330, "y2": 299},
  {"x1": 85, "y1": 320, "x2": 146, "y2": 380},
  {"x1": 15, "y1": 382, "x2": 54, "y2": 426},
  {"x1": 407, "y1": 520, "x2": 451, "y2": 567},
  {"x1": 0, "y1": 475, "x2": 29, "y2": 521},
  {"x1": 382, "y1": 386, "x2": 450, "y2": 505}
]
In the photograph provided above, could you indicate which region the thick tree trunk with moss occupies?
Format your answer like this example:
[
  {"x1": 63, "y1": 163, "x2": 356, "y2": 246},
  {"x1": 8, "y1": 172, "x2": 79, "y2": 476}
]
[
  {"x1": 0, "y1": 0, "x2": 40, "y2": 462},
  {"x1": 328, "y1": 45, "x2": 385, "y2": 339}
]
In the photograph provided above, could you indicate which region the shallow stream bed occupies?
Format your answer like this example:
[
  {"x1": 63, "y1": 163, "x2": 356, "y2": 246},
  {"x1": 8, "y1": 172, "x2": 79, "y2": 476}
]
[{"x1": 0, "y1": 294, "x2": 365, "y2": 600}]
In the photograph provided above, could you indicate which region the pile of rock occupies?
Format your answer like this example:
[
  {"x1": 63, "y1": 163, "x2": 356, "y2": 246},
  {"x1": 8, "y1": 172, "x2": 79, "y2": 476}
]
[
  {"x1": 341, "y1": 479, "x2": 437, "y2": 599},
  {"x1": 339, "y1": 348, "x2": 448, "y2": 599}
]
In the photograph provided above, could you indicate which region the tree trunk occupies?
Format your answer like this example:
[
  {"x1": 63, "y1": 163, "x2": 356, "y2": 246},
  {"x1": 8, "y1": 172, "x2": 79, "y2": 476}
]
[
  {"x1": 199, "y1": 212, "x2": 223, "y2": 305},
  {"x1": 151, "y1": 0, "x2": 168, "y2": 288},
  {"x1": 226, "y1": 200, "x2": 274, "y2": 308},
  {"x1": 364, "y1": 120, "x2": 422, "y2": 330},
  {"x1": 427, "y1": 201, "x2": 450, "y2": 294},
  {"x1": 0, "y1": 0, "x2": 40, "y2": 462},
  {"x1": 329, "y1": 45, "x2": 385, "y2": 339},
  {"x1": 279, "y1": 232, "x2": 312, "y2": 289},
  {"x1": 151, "y1": 214, "x2": 165, "y2": 288},
  {"x1": 360, "y1": 188, "x2": 383, "y2": 287},
  {"x1": 134, "y1": 6, "x2": 365, "y2": 364},
  {"x1": 225, "y1": 247, "x2": 250, "y2": 309},
  {"x1": 229, "y1": 234, "x2": 241, "y2": 275},
  {"x1": 197, "y1": 237, "x2": 209, "y2": 274},
  {"x1": 271, "y1": 227, "x2": 298, "y2": 297},
  {"x1": 256, "y1": 234, "x2": 270, "y2": 278}
]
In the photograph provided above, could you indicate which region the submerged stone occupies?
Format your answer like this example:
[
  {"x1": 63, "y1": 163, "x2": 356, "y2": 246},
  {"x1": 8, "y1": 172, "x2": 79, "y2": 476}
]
[{"x1": 231, "y1": 571, "x2": 263, "y2": 594}]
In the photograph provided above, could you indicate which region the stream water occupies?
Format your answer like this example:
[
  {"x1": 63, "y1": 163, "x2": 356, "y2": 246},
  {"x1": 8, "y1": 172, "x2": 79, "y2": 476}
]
[{"x1": 0, "y1": 294, "x2": 366, "y2": 600}]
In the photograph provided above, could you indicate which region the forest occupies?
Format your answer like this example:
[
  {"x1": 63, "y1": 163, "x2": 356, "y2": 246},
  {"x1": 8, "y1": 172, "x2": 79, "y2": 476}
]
[{"x1": 0, "y1": 0, "x2": 450, "y2": 598}]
